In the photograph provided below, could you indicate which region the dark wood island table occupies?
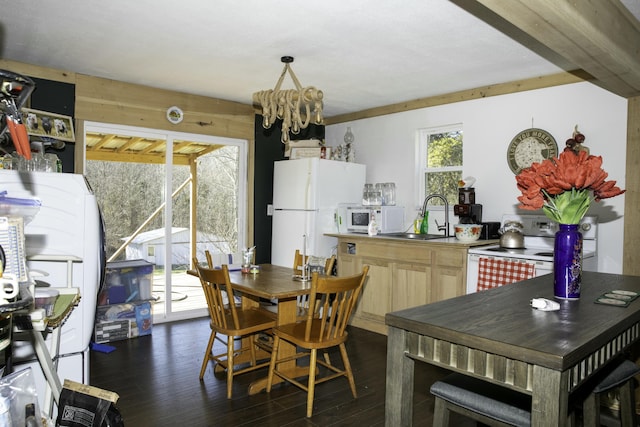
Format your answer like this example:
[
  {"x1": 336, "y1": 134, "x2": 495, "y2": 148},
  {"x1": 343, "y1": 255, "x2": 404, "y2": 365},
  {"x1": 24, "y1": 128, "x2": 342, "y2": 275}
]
[{"x1": 385, "y1": 271, "x2": 640, "y2": 426}]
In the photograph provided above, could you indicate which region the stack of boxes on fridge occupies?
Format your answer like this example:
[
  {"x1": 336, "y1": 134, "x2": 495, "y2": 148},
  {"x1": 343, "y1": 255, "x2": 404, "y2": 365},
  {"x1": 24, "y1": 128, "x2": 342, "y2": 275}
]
[{"x1": 94, "y1": 260, "x2": 154, "y2": 343}]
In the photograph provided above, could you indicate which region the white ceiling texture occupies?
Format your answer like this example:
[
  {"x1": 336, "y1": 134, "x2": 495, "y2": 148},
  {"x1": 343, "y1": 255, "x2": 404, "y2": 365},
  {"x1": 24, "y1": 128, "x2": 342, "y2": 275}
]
[{"x1": 0, "y1": 0, "x2": 638, "y2": 119}]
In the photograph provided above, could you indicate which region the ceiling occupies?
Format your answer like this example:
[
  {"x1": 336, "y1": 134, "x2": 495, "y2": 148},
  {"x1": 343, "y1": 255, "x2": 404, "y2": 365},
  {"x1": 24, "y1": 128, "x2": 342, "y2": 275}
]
[{"x1": 0, "y1": 1, "x2": 638, "y2": 123}]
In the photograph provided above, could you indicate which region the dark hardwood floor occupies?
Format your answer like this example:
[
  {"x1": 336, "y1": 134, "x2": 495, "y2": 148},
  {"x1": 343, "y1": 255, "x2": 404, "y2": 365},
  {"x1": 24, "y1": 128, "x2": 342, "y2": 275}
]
[{"x1": 90, "y1": 317, "x2": 476, "y2": 426}]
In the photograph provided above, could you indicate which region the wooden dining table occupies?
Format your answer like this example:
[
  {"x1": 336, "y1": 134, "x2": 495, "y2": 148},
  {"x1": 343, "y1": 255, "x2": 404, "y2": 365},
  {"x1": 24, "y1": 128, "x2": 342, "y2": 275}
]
[
  {"x1": 190, "y1": 263, "x2": 313, "y2": 394},
  {"x1": 384, "y1": 271, "x2": 640, "y2": 426}
]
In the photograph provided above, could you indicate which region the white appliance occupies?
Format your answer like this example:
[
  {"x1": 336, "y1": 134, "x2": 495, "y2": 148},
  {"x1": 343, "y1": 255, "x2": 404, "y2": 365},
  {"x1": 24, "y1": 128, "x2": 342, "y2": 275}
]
[
  {"x1": 346, "y1": 205, "x2": 405, "y2": 234},
  {"x1": 0, "y1": 170, "x2": 104, "y2": 413},
  {"x1": 271, "y1": 158, "x2": 365, "y2": 267},
  {"x1": 466, "y1": 214, "x2": 597, "y2": 294}
]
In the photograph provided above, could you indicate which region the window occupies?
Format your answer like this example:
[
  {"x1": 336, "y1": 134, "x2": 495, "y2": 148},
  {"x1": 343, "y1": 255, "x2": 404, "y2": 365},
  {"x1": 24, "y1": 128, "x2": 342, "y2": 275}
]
[{"x1": 416, "y1": 125, "x2": 463, "y2": 207}]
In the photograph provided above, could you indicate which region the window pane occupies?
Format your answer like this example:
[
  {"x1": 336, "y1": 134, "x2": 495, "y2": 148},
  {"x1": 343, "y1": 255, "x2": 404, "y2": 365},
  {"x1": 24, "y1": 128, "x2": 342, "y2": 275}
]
[
  {"x1": 427, "y1": 131, "x2": 462, "y2": 167},
  {"x1": 425, "y1": 171, "x2": 463, "y2": 205},
  {"x1": 195, "y1": 145, "x2": 240, "y2": 255},
  {"x1": 86, "y1": 161, "x2": 165, "y2": 261}
]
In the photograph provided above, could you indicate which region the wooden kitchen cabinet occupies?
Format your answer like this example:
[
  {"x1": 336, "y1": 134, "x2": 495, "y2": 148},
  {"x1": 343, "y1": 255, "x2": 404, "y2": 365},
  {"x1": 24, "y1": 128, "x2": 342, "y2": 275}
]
[
  {"x1": 391, "y1": 262, "x2": 431, "y2": 312},
  {"x1": 356, "y1": 257, "x2": 392, "y2": 320},
  {"x1": 432, "y1": 247, "x2": 466, "y2": 302},
  {"x1": 332, "y1": 234, "x2": 494, "y2": 335}
]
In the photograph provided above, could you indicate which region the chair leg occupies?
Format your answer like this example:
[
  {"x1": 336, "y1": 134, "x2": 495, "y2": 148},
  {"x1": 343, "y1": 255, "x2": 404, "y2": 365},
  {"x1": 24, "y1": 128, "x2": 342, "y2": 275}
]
[
  {"x1": 249, "y1": 335, "x2": 257, "y2": 367},
  {"x1": 619, "y1": 380, "x2": 637, "y2": 427},
  {"x1": 199, "y1": 331, "x2": 216, "y2": 380},
  {"x1": 307, "y1": 348, "x2": 318, "y2": 418},
  {"x1": 432, "y1": 396, "x2": 450, "y2": 426},
  {"x1": 226, "y1": 336, "x2": 235, "y2": 399},
  {"x1": 266, "y1": 335, "x2": 280, "y2": 392},
  {"x1": 339, "y1": 343, "x2": 357, "y2": 398}
]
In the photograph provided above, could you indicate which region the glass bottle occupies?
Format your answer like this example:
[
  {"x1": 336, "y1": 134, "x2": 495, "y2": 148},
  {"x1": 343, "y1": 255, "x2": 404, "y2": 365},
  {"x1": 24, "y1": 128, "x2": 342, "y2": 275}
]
[
  {"x1": 374, "y1": 183, "x2": 384, "y2": 206},
  {"x1": 420, "y1": 211, "x2": 429, "y2": 234},
  {"x1": 362, "y1": 183, "x2": 373, "y2": 206},
  {"x1": 344, "y1": 127, "x2": 354, "y2": 144},
  {"x1": 384, "y1": 183, "x2": 396, "y2": 206}
]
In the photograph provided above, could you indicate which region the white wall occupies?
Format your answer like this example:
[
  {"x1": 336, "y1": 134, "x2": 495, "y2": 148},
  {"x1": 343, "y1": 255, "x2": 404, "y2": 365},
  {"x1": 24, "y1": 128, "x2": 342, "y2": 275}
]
[{"x1": 325, "y1": 82, "x2": 627, "y2": 273}]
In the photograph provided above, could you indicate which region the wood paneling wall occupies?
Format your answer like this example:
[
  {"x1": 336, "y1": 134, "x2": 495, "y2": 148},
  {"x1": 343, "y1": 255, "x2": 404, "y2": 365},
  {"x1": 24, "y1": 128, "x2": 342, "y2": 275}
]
[
  {"x1": 624, "y1": 96, "x2": 640, "y2": 275},
  {"x1": 74, "y1": 74, "x2": 254, "y2": 140},
  {"x1": 0, "y1": 59, "x2": 255, "y2": 142}
]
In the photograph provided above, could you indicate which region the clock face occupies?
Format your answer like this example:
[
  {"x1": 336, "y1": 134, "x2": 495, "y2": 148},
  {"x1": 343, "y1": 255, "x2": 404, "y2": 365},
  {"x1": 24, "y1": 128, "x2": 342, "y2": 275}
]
[{"x1": 507, "y1": 128, "x2": 558, "y2": 174}]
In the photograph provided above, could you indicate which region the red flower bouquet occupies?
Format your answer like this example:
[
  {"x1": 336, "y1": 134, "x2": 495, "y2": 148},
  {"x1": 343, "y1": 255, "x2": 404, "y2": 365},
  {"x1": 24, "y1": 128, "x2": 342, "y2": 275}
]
[{"x1": 516, "y1": 150, "x2": 625, "y2": 224}]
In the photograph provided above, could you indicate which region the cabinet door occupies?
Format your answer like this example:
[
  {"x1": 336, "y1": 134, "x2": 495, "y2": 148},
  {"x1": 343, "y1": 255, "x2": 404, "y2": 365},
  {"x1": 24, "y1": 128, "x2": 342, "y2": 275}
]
[
  {"x1": 432, "y1": 266, "x2": 465, "y2": 301},
  {"x1": 432, "y1": 246, "x2": 466, "y2": 302},
  {"x1": 392, "y1": 262, "x2": 431, "y2": 311},
  {"x1": 356, "y1": 257, "x2": 392, "y2": 320},
  {"x1": 338, "y1": 254, "x2": 359, "y2": 277}
]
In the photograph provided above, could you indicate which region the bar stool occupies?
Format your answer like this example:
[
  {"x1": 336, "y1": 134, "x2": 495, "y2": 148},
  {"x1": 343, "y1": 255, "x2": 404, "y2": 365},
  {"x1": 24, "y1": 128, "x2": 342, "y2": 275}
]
[{"x1": 430, "y1": 359, "x2": 640, "y2": 426}]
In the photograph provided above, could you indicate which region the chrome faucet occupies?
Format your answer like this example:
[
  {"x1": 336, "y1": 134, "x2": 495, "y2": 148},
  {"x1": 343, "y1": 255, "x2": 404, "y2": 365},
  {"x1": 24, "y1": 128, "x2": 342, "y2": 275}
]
[{"x1": 421, "y1": 194, "x2": 450, "y2": 237}]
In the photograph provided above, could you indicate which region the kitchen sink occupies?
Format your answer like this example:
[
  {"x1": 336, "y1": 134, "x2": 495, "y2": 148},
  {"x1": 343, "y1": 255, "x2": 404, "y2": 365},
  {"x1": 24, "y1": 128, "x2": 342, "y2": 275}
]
[{"x1": 379, "y1": 233, "x2": 447, "y2": 240}]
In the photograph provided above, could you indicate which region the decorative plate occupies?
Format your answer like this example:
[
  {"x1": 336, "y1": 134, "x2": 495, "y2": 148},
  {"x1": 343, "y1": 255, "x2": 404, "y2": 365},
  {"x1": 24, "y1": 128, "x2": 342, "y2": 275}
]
[{"x1": 506, "y1": 128, "x2": 558, "y2": 174}]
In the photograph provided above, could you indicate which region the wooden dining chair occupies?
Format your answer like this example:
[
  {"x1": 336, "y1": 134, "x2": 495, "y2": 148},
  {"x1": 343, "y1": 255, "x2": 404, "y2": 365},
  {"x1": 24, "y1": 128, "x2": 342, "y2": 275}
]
[
  {"x1": 266, "y1": 266, "x2": 369, "y2": 417},
  {"x1": 194, "y1": 262, "x2": 276, "y2": 398},
  {"x1": 293, "y1": 250, "x2": 336, "y2": 318},
  {"x1": 203, "y1": 250, "x2": 240, "y2": 307}
]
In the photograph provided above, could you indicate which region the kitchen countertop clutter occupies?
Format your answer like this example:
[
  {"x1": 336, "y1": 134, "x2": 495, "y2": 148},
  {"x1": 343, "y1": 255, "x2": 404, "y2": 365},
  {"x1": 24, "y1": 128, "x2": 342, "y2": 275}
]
[{"x1": 327, "y1": 232, "x2": 497, "y2": 247}]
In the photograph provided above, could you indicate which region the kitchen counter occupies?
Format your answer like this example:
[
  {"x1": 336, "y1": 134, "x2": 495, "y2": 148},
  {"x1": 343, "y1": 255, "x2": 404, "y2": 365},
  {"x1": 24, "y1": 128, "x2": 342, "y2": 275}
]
[
  {"x1": 327, "y1": 233, "x2": 498, "y2": 334},
  {"x1": 325, "y1": 232, "x2": 498, "y2": 247}
]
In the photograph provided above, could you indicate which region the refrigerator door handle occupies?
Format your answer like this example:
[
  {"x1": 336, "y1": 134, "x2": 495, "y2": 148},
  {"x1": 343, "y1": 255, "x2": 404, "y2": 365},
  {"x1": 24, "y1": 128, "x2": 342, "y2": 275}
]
[{"x1": 304, "y1": 168, "x2": 313, "y2": 210}]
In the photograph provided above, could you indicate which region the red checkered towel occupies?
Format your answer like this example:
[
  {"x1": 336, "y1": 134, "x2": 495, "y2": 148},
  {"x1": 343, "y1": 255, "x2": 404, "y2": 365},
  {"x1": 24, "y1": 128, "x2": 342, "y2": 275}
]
[{"x1": 477, "y1": 257, "x2": 536, "y2": 292}]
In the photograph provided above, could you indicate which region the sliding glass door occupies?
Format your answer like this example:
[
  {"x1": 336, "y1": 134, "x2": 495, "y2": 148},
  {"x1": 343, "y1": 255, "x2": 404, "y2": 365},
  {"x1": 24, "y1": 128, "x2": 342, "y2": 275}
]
[{"x1": 83, "y1": 122, "x2": 247, "y2": 323}]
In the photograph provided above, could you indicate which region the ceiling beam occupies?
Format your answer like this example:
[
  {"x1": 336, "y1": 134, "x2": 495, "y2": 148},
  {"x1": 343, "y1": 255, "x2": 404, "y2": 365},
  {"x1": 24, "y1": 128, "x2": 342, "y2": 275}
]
[
  {"x1": 325, "y1": 71, "x2": 589, "y2": 124},
  {"x1": 453, "y1": 0, "x2": 640, "y2": 98}
]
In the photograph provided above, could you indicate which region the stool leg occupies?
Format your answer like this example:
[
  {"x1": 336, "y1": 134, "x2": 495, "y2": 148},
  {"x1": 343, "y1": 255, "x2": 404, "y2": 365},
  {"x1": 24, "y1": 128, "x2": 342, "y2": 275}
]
[
  {"x1": 432, "y1": 397, "x2": 450, "y2": 426},
  {"x1": 583, "y1": 392, "x2": 600, "y2": 427},
  {"x1": 619, "y1": 380, "x2": 637, "y2": 427}
]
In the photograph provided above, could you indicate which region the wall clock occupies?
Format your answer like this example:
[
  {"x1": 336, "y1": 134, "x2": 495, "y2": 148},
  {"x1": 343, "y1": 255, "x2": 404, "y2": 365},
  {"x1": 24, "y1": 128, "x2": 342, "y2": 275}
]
[{"x1": 506, "y1": 128, "x2": 558, "y2": 174}]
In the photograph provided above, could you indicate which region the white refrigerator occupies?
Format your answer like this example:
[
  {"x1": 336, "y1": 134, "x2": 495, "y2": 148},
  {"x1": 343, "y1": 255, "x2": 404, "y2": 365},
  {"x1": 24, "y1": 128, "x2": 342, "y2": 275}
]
[
  {"x1": 0, "y1": 170, "x2": 104, "y2": 415},
  {"x1": 271, "y1": 158, "x2": 365, "y2": 267}
]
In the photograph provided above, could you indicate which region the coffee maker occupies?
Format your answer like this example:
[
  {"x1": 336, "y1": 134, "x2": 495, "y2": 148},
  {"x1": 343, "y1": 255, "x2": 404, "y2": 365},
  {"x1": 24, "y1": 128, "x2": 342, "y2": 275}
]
[{"x1": 453, "y1": 187, "x2": 483, "y2": 224}]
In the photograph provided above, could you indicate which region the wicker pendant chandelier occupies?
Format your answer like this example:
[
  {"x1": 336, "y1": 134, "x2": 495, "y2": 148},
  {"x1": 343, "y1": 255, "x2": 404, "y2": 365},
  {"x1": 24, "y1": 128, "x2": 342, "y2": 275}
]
[{"x1": 253, "y1": 56, "x2": 323, "y2": 144}]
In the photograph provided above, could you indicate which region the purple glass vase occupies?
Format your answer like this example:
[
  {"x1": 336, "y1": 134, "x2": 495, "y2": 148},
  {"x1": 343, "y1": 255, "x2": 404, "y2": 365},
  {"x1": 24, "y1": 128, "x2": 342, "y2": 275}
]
[{"x1": 554, "y1": 224, "x2": 583, "y2": 299}]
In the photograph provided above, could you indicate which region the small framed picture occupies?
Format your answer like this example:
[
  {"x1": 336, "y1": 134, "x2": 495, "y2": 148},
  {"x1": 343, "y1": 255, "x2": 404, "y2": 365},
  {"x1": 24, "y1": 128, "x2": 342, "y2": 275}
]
[{"x1": 21, "y1": 108, "x2": 76, "y2": 142}]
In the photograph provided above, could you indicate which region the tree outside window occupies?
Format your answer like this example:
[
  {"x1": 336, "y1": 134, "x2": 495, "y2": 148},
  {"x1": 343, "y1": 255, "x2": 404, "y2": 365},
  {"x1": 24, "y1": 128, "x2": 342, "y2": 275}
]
[{"x1": 417, "y1": 125, "x2": 463, "y2": 207}]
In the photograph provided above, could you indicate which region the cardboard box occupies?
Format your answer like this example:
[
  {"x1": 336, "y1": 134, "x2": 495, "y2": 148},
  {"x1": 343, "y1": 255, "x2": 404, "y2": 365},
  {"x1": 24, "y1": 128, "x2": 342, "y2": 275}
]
[
  {"x1": 99, "y1": 259, "x2": 154, "y2": 305},
  {"x1": 94, "y1": 301, "x2": 152, "y2": 343},
  {"x1": 94, "y1": 320, "x2": 130, "y2": 343}
]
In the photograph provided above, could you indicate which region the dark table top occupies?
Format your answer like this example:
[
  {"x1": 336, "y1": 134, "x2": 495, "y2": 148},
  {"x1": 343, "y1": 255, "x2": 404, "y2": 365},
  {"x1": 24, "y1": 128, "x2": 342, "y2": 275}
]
[{"x1": 385, "y1": 271, "x2": 640, "y2": 370}]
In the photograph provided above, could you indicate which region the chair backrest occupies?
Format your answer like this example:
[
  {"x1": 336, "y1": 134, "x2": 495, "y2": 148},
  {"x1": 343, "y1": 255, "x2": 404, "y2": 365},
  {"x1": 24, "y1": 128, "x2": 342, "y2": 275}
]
[
  {"x1": 204, "y1": 250, "x2": 214, "y2": 268},
  {"x1": 324, "y1": 255, "x2": 336, "y2": 275},
  {"x1": 203, "y1": 250, "x2": 251, "y2": 268},
  {"x1": 293, "y1": 250, "x2": 336, "y2": 276},
  {"x1": 304, "y1": 265, "x2": 369, "y2": 342},
  {"x1": 194, "y1": 261, "x2": 239, "y2": 330},
  {"x1": 293, "y1": 249, "x2": 308, "y2": 275}
]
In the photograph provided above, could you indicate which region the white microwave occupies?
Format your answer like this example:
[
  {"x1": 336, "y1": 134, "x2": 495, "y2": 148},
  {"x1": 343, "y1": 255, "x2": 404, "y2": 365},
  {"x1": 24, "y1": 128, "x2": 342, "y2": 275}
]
[{"x1": 346, "y1": 206, "x2": 405, "y2": 234}]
